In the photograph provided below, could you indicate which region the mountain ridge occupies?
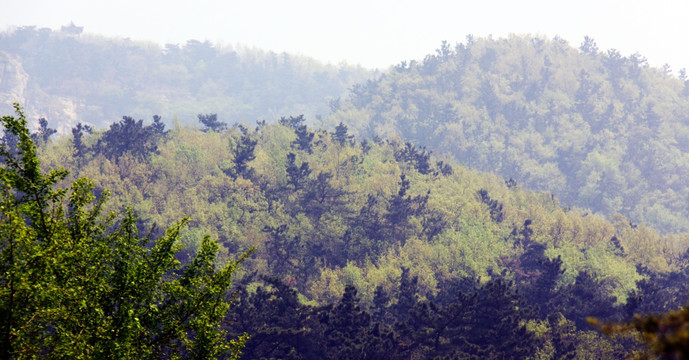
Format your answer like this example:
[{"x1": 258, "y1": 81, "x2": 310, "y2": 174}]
[
  {"x1": 0, "y1": 26, "x2": 373, "y2": 132},
  {"x1": 324, "y1": 34, "x2": 689, "y2": 233}
]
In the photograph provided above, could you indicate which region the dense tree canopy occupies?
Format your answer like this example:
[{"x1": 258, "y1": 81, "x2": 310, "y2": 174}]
[
  {"x1": 5, "y1": 31, "x2": 689, "y2": 358},
  {"x1": 28, "y1": 104, "x2": 689, "y2": 358},
  {"x1": 0, "y1": 104, "x2": 248, "y2": 359},
  {"x1": 325, "y1": 35, "x2": 689, "y2": 234}
]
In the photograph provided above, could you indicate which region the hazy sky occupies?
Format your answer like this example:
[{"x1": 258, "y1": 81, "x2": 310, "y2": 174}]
[{"x1": 1, "y1": 0, "x2": 688, "y2": 72}]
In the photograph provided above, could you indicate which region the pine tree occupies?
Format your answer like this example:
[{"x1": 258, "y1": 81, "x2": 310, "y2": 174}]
[
  {"x1": 30, "y1": 117, "x2": 57, "y2": 145},
  {"x1": 198, "y1": 113, "x2": 227, "y2": 133}
]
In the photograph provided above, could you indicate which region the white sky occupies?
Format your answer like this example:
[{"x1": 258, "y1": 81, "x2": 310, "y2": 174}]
[{"x1": 1, "y1": 0, "x2": 688, "y2": 72}]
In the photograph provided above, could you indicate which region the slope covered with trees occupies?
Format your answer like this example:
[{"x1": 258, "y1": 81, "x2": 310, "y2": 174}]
[
  {"x1": 6, "y1": 28, "x2": 689, "y2": 236},
  {"x1": 24, "y1": 109, "x2": 689, "y2": 358},
  {"x1": 5, "y1": 28, "x2": 689, "y2": 357},
  {"x1": 0, "y1": 105, "x2": 248, "y2": 359},
  {"x1": 0, "y1": 25, "x2": 372, "y2": 132},
  {"x1": 325, "y1": 35, "x2": 689, "y2": 234}
]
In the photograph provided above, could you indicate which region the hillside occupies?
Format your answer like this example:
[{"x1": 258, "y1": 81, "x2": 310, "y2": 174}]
[
  {"x1": 6, "y1": 28, "x2": 689, "y2": 234},
  {"x1": 4, "y1": 28, "x2": 689, "y2": 356},
  {"x1": 29, "y1": 112, "x2": 689, "y2": 358},
  {"x1": 325, "y1": 35, "x2": 689, "y2": 233},
  {"x1": 0, "y1": 25, "x2": 372, "y2": 132}
]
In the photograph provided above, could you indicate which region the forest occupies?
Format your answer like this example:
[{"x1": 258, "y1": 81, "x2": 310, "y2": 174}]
[
  {"x1": 0, "y1": 25, "x2": 372, "y2": 131},
  {"x1": 0, "y1": 105, "x2": 685, "y2": 358},
  {"x1": 2, "y1": 26, "x2": 689, "y2": 359},
  {"x1": 325, "y1": 35, "x2": 689, "y2": 234}
]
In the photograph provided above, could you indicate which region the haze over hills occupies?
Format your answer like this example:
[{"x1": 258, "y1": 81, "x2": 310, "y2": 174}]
[
  {"x1": 0, "y1": 25, "x2": 373, "y2": 133},
  {"x1": 5, "y1": 24, "x2": 689, "y2": 358},
  {"x1": 4, "y1": 27, "x2": 689, "y2": 235},
  {"x1": 325, "y1": 35, "x2": 689, "y2": 234}
]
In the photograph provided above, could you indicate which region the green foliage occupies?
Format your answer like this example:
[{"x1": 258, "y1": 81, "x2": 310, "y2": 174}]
[
  {"x1": 46, "y1": 109, "x2": 678, "y2": 302},
  {"x1": 71, "y1": 122, "x2": 92, "y2": 159},
  {"x1": 30, "y1": 117, "x2": 57, "y2": 145},
  {"x1": 226, "y1": 125, "x2": 257, "y2": 179},
  {"x1": 9, "y1": 28, "x2": 689, "y2": 358},
  {"x1": 0, "y1": 104, "x2": 248, "y2": 359},
  {"x1": 197, "y1": 113, "x2": 227, "y2": 133},
  {"x1": 593, "y1": 304, "x2": 689, "y2": 359},
  {"x1": 95, "y1": 115, "x2": 167, "y2": 161},
  {"x1": 32, "y1": 104, "x2": 689, "y2": 358},
  {"x1": 326, "y1": 34, "x2": 689, "y2": 234}
]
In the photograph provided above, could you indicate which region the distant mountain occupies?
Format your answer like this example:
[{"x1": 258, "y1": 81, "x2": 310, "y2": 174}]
[
  {"x1": 6, "y1": 27, "x2": 689, "y2": 234},
  {"x1": 0, "y1": 25, "x2": 373, "y2": 131},
  {"x1": 326, "y1": 35, "x2": 689, "y2": 233}
]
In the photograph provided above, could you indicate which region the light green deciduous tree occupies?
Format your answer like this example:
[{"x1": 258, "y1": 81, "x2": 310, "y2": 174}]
[{"x1": 0, "y1": 103, "x2": 248, "y2": 359}]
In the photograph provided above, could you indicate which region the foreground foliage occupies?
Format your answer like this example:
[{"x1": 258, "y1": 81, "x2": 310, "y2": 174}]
[
  {"x1": 592, "y1": 303, "x2": 689, "y2": 360},
  {"x1": 0, "y1": 104, "x2": 247, "y2": 359}
]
